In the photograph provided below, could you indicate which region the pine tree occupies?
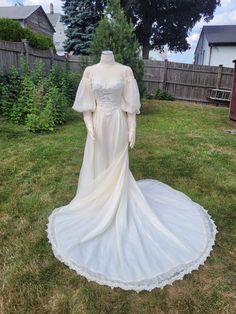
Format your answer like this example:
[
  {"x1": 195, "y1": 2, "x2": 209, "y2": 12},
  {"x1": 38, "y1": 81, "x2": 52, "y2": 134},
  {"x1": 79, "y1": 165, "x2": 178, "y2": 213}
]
[
  {"x1": 90, "y1": 0, "x2": 144, "y2": 94},
  {"x1": 61, "y1": 0, "x2": 106, "y2": 55}
]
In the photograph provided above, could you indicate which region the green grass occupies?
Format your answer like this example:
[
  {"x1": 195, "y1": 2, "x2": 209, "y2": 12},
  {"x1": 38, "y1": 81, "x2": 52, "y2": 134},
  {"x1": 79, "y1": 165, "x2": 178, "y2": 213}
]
[{"x1": 1, "y1": 100, "x2": 236, "y2": 313}]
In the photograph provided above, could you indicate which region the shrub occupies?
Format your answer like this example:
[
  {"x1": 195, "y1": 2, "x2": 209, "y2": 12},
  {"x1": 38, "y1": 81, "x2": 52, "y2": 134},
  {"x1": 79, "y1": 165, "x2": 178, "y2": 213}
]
[
  {"x1": 21, "y1": 27, "x2": 38, "y2": 49},
  {"x1": 65, "y1": 70, "x2": 80, "y2": 105},
  {"x1": 0, "y1": 18, "x2": 24, "y2": 42},
  {"x1": 10, "y1": 76, "x2": 35, "y2": 124},
  {"x1": 42, "y1": 84, "x2": 66, "y2": 126},
  {"x1": 29, "y1": 58, "x2": 45, "y2": 85},
  {"x1": 0, "y1": 65, "x2": 22, "y2": 117},
  {"x1": 144, "y1": 87, "x2": 174, "y2": 101},
  {"x1": 26, "y1": 99, "x2": 55, "y2": 133},
  {"x1": 21, "y1": 28, "x2": 54, "y2": 50},
  {"x1": 24, "y1": 80, "x2": 55, "y2": 132},
  {"x1": 0, "y1": 18, "x2": 54, "y2": 50},
  {"x1": 39, "y1": 35, "x2": 54, "y2": 50},
  {"x1": 0, "y1": 56, "x2": 80, "y2": 133},
  {"x1": 44, "y1": 63, "x2": 79, "y2": 107},
  {"x1": 154, "y1": 88, "x2": 174, "y2": 100}
]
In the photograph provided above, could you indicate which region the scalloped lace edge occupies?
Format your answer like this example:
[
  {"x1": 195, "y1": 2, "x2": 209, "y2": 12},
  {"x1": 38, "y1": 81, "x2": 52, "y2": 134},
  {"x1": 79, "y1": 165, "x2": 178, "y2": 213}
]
[{"x1": 46, "y1": 179, "x2": 218, "y2": 292}]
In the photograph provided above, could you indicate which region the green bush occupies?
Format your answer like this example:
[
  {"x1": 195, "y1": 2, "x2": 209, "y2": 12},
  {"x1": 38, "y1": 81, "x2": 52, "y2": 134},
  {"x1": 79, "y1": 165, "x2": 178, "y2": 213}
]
[
  {"x1": 154, "y1": 88, "x2": 174, "y2": 100},
  {"x1": 42, "y1": 84, "x2": 66, "y2": 125},
  {"x1": 35, "y1": 33, "x2": 54, "y2": 50},
  {"x1": 26, "y1": 100, "x2": 55, "y2": 133},
  {"x1": 0, "y1": 56, "x2": 80, "y2": 133},
  {"x1": 144, "y1": 87, "x2": 174, "y2": 101},
  {"x1": 29, "y1": 58, "x2": 44, "y2": 84},
  {"x1": 0, "y1": 18, "x2": 24, "y2": 42},
  {"x1": 23, "y1": 29, "x2": 54, "y2": 50},
  {"x1": 24, "y1": 82, "x2": 66, "y2": 132},
  {"x1": 0, "y1": 65, "x2": 22, "y2": 116},
  {"x1": 43, "y1": 63, "x2": 79, "y2": 107},
  {"x1": 0, "y1": 18, "x2": 54, "y2": 50}
]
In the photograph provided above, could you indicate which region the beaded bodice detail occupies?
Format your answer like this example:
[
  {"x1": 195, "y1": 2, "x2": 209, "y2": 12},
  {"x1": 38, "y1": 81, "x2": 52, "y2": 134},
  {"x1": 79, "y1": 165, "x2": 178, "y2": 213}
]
[{"x1": 91, "y1": 78, "x2": 124, "y2": 115}]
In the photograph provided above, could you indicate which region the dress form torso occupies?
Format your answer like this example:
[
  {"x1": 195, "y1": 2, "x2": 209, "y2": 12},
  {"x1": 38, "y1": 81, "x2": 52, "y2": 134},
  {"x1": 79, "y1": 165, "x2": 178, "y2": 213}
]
[
  {"x1": 83, "y1": 50, "x2": 138, "y2": 149},
  {"x1": 95, "y1": 51, "x2": 124, "y2": 82}
]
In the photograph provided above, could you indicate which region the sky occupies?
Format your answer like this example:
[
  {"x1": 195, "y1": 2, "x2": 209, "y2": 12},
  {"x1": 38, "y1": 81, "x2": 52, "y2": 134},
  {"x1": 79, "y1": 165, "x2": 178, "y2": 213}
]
[{"x1": 1, "y1": 0, "x2": 236, "y2": 63}]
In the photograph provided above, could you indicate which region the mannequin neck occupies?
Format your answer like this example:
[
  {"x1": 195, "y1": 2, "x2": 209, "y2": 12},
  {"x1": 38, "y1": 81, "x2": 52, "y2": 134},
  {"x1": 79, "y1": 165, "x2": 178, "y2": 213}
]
[{"x1": 99, "y1": 51, "x2": 115, "y2": 66}]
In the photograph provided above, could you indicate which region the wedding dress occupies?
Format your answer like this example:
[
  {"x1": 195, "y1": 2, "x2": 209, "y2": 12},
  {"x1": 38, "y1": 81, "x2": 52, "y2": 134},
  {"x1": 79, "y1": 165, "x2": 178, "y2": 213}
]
[{"x1": 46, "y1": 60, "x2": 218, "y2": 292}]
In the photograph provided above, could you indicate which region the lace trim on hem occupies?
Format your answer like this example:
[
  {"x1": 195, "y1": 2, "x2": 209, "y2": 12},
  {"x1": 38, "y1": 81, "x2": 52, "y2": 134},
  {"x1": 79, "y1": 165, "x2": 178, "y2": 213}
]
[{"x1": 45, "y1": 179, "x2": 218, "y2": 292}]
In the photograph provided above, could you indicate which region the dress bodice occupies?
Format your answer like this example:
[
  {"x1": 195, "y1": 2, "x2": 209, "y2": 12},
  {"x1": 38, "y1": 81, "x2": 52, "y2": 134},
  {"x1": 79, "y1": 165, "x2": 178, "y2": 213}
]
[
  {"x1": 72, "y1": 64, "x2": 141, "y2": 115},
  {"x1": 91, "y1": 78, "x2": 124, "y2": 115}
]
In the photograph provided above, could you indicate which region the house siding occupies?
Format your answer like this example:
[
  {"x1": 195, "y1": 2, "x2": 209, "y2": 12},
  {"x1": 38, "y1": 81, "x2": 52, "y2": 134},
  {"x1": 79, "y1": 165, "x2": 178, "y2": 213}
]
[
  {"x1": 53, "y1": 18, "x2": 67, "y2": 55},
  {"x1": 195, "y1": 27, "x2": 236, "y2": 68},
  {"x1": 24, "y1": 8, "x2": 54, "y2": 38},
  {"x1": 210, "y1": 46, "x2": 236, "y2": 68},
  {"x1": 194, "y1": 32, "x2": 209, "y2": 65}
]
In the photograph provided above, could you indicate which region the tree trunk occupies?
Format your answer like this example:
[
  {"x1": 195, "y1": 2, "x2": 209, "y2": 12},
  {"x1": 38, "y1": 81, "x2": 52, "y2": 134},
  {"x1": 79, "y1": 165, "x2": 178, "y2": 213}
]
[{"x1": 142, "y1": 45, "x2": 149, "y2": 59}]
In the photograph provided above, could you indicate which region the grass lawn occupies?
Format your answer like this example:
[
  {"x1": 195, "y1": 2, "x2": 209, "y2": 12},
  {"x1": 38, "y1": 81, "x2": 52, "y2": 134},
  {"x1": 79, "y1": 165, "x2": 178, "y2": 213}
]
[{"x1": 1, "y1": 100, "x2": 236, "y2": 313}]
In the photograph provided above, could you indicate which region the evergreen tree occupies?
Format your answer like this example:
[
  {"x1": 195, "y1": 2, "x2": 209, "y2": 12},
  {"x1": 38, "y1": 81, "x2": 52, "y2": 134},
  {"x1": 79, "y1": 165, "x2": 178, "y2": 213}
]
[
  {"x1": 61, "y1": 0, "x2": 106, "y2": 55},
  {"x1": 90, "y1": 0, "x2": 144, "y2": 94}
]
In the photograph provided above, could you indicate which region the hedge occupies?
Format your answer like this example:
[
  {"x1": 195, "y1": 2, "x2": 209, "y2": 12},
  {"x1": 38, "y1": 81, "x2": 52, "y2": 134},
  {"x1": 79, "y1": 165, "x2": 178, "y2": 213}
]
[{"x1": 0, "y1": 18, "x2": 54, "y2": 50}]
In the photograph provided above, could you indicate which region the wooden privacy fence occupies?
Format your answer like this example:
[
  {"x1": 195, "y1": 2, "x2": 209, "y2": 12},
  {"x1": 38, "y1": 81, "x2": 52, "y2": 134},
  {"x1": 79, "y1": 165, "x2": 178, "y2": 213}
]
[
  {"x1": 0, "y1": 39, "x2": 234, "y2": 103},
  {"x1": 144, "y1": 59, "x2": 234, "y2": 103},
  {"x1": 0, "y1": 39, "x2": 89, "y2": 75}
]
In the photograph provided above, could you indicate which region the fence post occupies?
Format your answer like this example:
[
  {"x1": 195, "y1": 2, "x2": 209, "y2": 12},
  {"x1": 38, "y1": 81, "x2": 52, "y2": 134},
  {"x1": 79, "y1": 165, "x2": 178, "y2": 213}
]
[
  {"x1": 216, "y1": 64, "x2": 223, "y2": 89},
  {"x1": 163, "y1": 58, "x2": 168, "y2": 91},
  {"x1": 229, "y1": 60, "x2": 236, "y2": 121},
  {"x1": 64, "y1": 52, "x2": 69, "y2": 72},
  {"x1": 49, "y1": 47, "x2": 55, "y2": 67},
  {"x1": 21, "y1": 38, "x2": 30, "y2": 70}
]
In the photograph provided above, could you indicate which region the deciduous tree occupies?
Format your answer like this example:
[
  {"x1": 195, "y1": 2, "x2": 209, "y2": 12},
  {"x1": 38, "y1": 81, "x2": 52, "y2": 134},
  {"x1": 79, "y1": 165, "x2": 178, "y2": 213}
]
[{"x1": 120, "y1": 0, "x2": 221, "y2": 59}]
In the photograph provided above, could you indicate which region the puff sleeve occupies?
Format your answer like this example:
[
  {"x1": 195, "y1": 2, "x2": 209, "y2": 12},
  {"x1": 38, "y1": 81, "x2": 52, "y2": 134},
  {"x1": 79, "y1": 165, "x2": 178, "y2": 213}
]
[
  {"x1": 72, "y1": 66, "x2": 96, "y2": 113},
  {"x1": 121, "y1": 66, "x2": 141, "y2": 114}
]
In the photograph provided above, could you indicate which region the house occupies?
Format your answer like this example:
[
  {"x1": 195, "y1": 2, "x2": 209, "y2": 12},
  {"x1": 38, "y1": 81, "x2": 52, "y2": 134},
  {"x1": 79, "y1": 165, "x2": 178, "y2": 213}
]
[
  {"x1": 0, "y1": 5, "x2": 55, "y2": 39},
  {"x1": 46, "y1": 3, "x2": 67, "y2": 56},
  {"x1": 194, "y1": 25, "x2": 236, "y2": 68}
]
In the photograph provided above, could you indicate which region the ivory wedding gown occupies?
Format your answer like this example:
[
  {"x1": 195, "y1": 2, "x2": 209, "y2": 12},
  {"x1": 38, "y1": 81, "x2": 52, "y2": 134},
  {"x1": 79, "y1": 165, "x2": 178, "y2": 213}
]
[{"x1": 46, "y1": 64, "x2": 218, "y2": 292}]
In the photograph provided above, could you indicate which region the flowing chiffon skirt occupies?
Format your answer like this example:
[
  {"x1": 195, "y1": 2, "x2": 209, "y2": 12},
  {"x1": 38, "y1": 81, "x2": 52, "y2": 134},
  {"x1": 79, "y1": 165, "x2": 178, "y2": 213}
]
[{"x1": 46, "y1": 107, "x2": 218, "y2": 292}]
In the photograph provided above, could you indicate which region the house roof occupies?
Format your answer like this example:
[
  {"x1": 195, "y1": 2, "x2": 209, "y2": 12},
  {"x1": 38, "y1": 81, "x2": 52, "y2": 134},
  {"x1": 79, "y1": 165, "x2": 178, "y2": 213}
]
[
  {"x1": 0, "y1": 5, "x2": 55, "y2": 33},
  {"x1": 46, "y1": 13, "x2": 61, "y2": 27},
  {"x1": 0, "y1": 5, "x2": 41, "y2": 19},
  {"x1": 203, "y1": 25, "x2": 236, "y2": 45}
]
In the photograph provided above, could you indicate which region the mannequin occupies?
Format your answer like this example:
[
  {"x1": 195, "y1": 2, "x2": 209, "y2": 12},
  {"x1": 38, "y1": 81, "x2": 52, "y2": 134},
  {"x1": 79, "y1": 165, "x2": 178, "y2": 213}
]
[{"x1": 83, "y1": 50, "x2": 137, "y2": 148}]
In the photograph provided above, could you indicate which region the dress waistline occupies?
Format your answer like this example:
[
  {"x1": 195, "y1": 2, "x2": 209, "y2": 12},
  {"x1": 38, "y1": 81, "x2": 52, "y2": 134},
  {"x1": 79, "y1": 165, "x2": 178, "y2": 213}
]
[{"x1": 95, "y1": 103, "x2": 121, "y2": 115}]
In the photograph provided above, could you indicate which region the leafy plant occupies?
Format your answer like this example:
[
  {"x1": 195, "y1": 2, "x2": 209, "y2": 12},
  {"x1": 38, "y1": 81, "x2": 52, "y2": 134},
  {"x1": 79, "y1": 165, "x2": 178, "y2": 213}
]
[
  {"x1": 144, "y1": 87, "x2": 174, "y2": 101},
  {"x1": 0, "y1": 18, "x2": 54, "y2": 50},
  {"x1": 26, "y1": 99, "x2": 55, "y2": 133},
  {"x1": 0, "y1": 65, "x2": 22, "y2": 117},
  {"x1": 0, "y1": 18, "x2": 24, "y2": 42},
  {"x1": 11, "y1": 76, "x2": 35, "y2": 124},
  {"x1": 29, "y1": 59, "x2": 45, "y2": 85},
  {"x1": 154, "y1": 88, "x2": 174, "y2": 100},
  {"x1": 0, "y1": 56, "x2": 80, "y2": 133}
]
